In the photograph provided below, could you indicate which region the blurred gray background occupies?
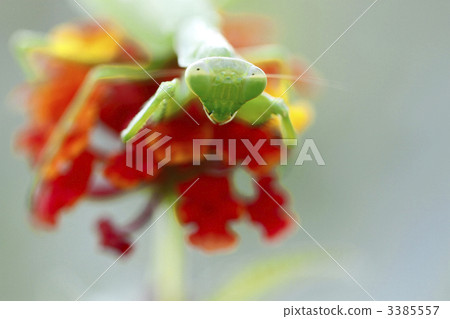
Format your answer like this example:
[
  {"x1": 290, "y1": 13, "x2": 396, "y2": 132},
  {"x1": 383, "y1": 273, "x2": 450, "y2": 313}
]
[{"x1": 0, "y1": 0, "x2": 449, "y2": 300}]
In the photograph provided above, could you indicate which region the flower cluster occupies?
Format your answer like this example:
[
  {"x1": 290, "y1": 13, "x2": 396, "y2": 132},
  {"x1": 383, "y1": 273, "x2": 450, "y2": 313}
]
[{"x1": 14, "y1": 17, "x2": 314, "y2": 254}]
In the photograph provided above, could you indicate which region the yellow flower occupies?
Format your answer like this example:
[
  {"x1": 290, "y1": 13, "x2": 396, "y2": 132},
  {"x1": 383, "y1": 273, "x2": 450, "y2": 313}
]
[{"x1": 41, "y1": 23, "x2": 123, "y2": 64}]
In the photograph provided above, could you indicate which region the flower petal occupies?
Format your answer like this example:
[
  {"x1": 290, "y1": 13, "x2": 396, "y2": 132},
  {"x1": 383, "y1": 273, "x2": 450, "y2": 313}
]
[
  {"x1": 222, "y1": 13, "x2": 275, "y2": 48},
  {"x1": 246, "y1": 175, "x2": 292, "y2": 239},
  {"x1": 151, "y1": 102, "x2": 211, "y2": 165},
  {"x1": 43, "y1": 22, "x2": 144, "y2": 64},
  {"x1": 32, "y1": 150, "x2": 95, "y2": 226},
  {"x1": 15, "y1": 125, "x2": 48, "y2": 164},
  {"x1": 97, "y1": 81, "x2": 160, "y2": 134},
  {"x1": 103, "y1": 150, "x2": 156, "y2": 189},
  {"x1": 28, "y1": 57, "x2": 90, "y2": 125},
  {"x1": 176, "y1": 173, "x2": 242, "y2": 252},
  {"x1": 97, "y1": 218, "x2": 132, "y2": 255},
  {"x1": 214, "y1": 121, "x2": 281, "y2": 174}
]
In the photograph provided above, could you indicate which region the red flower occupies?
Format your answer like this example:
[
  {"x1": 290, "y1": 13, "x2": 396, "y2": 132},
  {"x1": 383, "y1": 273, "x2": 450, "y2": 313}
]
[
  {"x1": 177, "y1": 173, "x2": 242, "y2": 251},
  {"x1": 176, "y1": 171, "x2": 292, "y2": 252},
  {"x1": 32, "y1": 150, "x2": 95, "y2": 226},
  {"x1": 97, "y1": 218, "x2": 133, "y2": 255},
  {"x1": 246, "y1": 176, "x2": 292, "y2": 239},
  {"x1": 14, "y1": 19, "x2": 312, "y2": 254}
]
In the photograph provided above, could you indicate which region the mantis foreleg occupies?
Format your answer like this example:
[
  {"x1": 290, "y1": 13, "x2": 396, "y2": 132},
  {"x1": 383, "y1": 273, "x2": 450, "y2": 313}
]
[
  {"x1": 10, "y1": 31, "x2": 48, "y2": 81},
  {"x1": 39, "y1": 64, "x2": 155, "y2": 174},
  {"x1": 236, "y1": 93, "x2": 297, "y2": 140},
  {"x1": 121, "y1": 78, "x2": 194, "y2": 142}
]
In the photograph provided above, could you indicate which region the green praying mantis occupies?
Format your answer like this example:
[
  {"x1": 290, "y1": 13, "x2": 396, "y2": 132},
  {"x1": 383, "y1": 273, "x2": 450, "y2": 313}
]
[{"x1": 12, "y1": 0, "x2": 302, "y2": 171}]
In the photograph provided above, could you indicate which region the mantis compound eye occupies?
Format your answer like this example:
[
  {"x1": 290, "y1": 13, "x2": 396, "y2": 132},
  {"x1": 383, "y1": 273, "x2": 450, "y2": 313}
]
[
  {"x1": 242, "y1": 66, "x2": 267, "y2": 102},
  {"x1": 185, "y1": 60, "x2": 211, "y2": 98}
]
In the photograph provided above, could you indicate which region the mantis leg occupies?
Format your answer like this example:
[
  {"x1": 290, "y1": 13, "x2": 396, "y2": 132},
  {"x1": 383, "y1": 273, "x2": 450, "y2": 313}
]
[
  {"x1": 121, "y1": 77, "x2": 194, "y2": 142},
  {"x1": 10, "y1": 30, "x2": 48, "y2": 81},
  {"x1": 236, "y1": 92, "x2": 297, "y2": 140},
  {"x1": 39, "y1": 64, "x2": 154, "y2": 171}
]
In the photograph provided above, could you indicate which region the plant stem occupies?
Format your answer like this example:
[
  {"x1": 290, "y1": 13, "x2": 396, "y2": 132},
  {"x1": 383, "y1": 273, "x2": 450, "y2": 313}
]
[{"x1": 151, "y1": 205, "x2": 185, "y2": 300}]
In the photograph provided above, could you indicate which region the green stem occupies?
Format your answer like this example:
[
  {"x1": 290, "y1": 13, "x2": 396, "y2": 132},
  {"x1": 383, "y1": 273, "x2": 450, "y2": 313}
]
[{"x1": 152, "y1": 205, "x2": 185, "y2": 300}]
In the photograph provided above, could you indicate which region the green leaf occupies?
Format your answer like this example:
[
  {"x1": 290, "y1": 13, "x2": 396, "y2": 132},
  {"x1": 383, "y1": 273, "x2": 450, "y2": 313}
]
[{"x1": 210, "y1": 251, "x2": 320, "y2": 300}]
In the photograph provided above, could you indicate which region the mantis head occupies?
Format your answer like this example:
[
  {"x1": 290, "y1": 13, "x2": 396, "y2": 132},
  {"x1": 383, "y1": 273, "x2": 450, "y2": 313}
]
[{"x1": 185, "y1": 57, "x2": 267, "y2": 124}]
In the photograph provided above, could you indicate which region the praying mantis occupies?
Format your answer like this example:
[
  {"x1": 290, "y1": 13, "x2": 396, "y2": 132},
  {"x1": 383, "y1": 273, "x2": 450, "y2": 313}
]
[{"x1": 12, "y1": 0, "x2": 302, "y2": 171}]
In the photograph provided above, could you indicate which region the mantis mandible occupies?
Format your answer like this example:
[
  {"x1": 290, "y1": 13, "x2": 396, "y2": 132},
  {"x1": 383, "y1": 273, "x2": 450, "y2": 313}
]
[{"x1": 13, "y1": 0, "x2": 299, "y2": 172}]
